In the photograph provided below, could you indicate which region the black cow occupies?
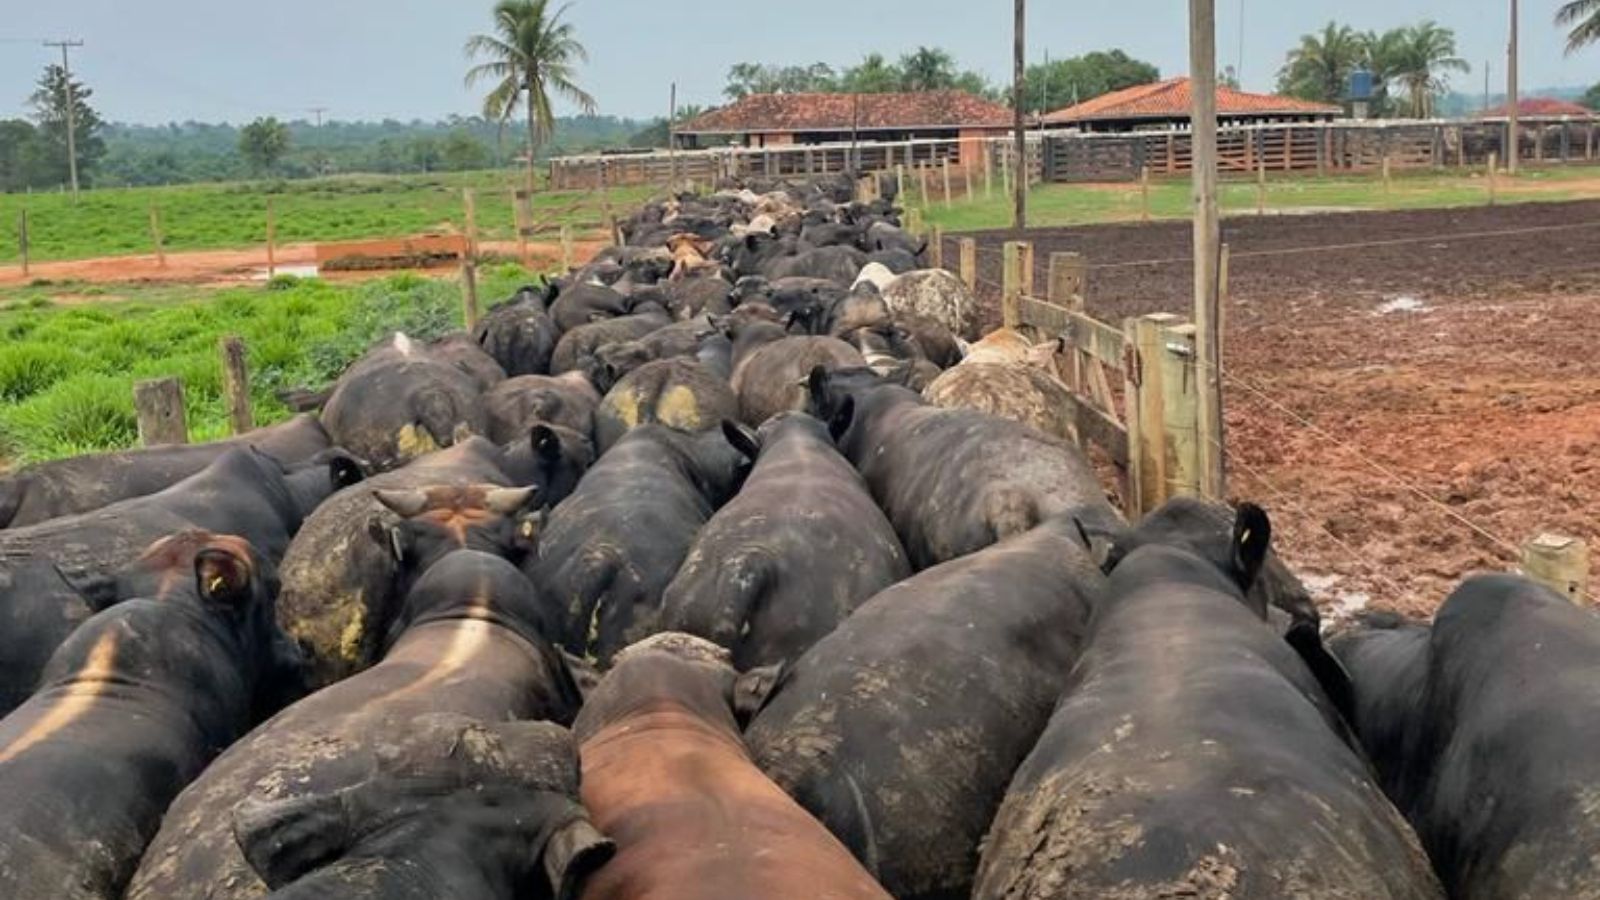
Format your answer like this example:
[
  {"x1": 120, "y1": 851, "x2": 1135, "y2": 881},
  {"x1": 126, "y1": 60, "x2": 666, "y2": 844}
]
[
  {"x1": 746, "y1": 515, "x2": 1106, "y2": 900},
  {"x1": 807, "y1": 367, "x2": 1122, "y2": 569},
  {"x1": 0, "y1": 447, "x2": 360, "y2": 714},
  {"x1": 473, "y1": 288, "x2": 561, "y2": 376},
  {"x1": 1331, "y1": 574, "x2": 1600, "y2": 899},
  {"x1": 229, "y1": 713, "x2": 612, "y2": 900},
  {"x1": 549, "y1": 282, "x2": 630, "y2": 333},
  {"x1": 591, "y1": 315, "x2": 720, "y2": 392},
  {"x1": 322, "y1": 333, "x2": 489, "y2": 471},
  {"x1": 660, "y1": 413, "x2": 909, "y2": 668},
  {"x1": 0, "y1": 535, "x2": 287, "y2": 900},
  {"x1": 275, "y1": 438, "x2": 542, "y2": 688},
  {"x1": 0, "y1": 413, "x2": 331, "y2": 529},
  {"x1": 974, "y1": 503, "x2": 1440, "y2": 900},
  {"x1": 548, "y1": 303, "x2": 672, "y2": 379},
  {"x1": 483, "y1": 372, "x2": 600, "y2": 445},
  {"x1": 127, "y1": 551, "x2": 583, "y2": 900},
  {"x1": 531, "y1": 424, "x2": 746, "y2": 665},
  {"x1": 593, "y1": 358, "x2": 739, "y2": 454},
  {"x1": 731, "y1": 336, "x2": 866, "y2": 427}
]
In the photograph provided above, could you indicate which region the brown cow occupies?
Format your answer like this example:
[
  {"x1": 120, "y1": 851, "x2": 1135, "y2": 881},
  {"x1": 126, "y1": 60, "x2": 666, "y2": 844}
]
[
  {"x1": 666, "y1": 233, "x2": 717, "y2": 281},
  {"x1": 575, "y1": 633, "x2": 890, "y2": 900}
]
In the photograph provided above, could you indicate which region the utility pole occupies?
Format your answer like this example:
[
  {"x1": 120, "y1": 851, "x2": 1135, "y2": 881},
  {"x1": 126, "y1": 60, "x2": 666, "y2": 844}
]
[
  {"x1": 668, "y1": 82, "x2": 678, "y2": 185},
  {"x1": 43, "y1": 39, "x2": 84, "y2": 200},
  {"x1": 1190, "y1": 0, "x2": 1225, "y2": 499},
  {"x1": 1507, "y1": 0, "x2": 1520, "y2": 175},
  {"x1": 1237, "y1": 0, "x2": 1245, "y2": 87},
  {"x1": 1012, "y1": 0, "x2": 1027, "y2": 229},
  {"x1": 308, "y1": 106, "x2": 328, "y2": 127},
  {"x1": 1484, "y1": 62, "x2": 1491, "y2": 116}
]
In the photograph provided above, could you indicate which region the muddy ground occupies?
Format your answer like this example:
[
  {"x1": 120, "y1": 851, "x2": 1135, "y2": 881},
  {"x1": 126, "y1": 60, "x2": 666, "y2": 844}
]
[{"x1": 965, "y1": 200, "x2": 1600, "y2": 619}]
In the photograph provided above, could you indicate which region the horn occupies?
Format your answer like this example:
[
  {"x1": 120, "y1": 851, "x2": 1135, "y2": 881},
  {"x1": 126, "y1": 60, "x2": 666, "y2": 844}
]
[
  {"x1": 483, "y1": 486, "x2": 539, "y2": 516},
  {"x1": 372, "y1": 489, "x2": 429, "y2": 518}
]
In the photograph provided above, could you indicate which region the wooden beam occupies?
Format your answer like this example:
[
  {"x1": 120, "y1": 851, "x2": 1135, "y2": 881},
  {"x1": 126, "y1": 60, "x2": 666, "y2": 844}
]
[
  {"x1": 1189, "y1": 0, "x2": 1225, "y2": 501},
  {"x1": 1046, "y1": 252, "x2": 1088, "y2": 312},
  {"x1": 928, "y1": 225, "x2": 944, "y2": 270},
  {"x1": 1001, "y1": 240, "x2": 1033, "y2": 330},
  {"x1": 134, "y1": 378, "x2": 188, "y2": 446},
  {"x1": 218, "y1": 336, "x2": 253, "y2": 435},
  {"x1": 958, "y1": 237, "x2": 978, "y2": 294},
  {"x1": 461, "y1": 259, "x2": 480, "y2": 330},
  {"x1": 1522, "y1": 532, "x2": 1590, "y2": 604}
]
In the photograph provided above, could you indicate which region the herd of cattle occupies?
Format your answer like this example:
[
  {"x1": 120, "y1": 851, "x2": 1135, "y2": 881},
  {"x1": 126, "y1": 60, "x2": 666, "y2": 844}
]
[{"x1": 0, "y1": 174, "x2": 1597, "y2": 899}]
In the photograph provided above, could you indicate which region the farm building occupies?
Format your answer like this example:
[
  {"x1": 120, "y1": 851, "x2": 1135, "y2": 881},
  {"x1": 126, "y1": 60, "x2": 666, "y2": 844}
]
[
  {"x1": 675, "y1": 90, "x2": 1014, "y2": 150},
  {"x1": 1041, "y1": 77, "x2": 1341, "y2": 132}
]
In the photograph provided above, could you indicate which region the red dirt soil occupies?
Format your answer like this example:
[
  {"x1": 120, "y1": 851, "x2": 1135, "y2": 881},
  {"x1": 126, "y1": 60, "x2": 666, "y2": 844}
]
[{"x1": 965, "y1": 200, "x2": 1600, "y2": 619}]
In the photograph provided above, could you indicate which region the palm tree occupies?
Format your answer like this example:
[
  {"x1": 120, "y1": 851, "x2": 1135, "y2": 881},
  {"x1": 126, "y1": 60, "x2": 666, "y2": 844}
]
[
  {"x1": 1276, "y1": 23, "x2": 1365, "y2": 104},
  {"x1": 899, "y1": 47, "x2": 957, "y2": 92},
  {"x1": 1557, "y1": 1, "x2": 1600, "y2": 53},
  {"x1": 1382, "y1": 22, "x2": 1469, "y2": 117},
  {"x1": 465, "y1": 0, "x2": 596, "y2": 192}
]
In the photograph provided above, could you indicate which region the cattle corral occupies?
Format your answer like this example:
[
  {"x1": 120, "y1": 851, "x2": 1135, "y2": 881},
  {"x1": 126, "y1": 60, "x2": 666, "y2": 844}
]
[{"x1": 958, "y1": 199, "x2": 1600, "y2": 617}]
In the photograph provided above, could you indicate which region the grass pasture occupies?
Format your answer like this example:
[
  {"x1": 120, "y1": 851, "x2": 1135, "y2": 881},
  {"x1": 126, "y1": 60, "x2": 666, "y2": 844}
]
[
  {"x1": 921, "y1": 165, "x2": 1600, "y2": 232},
  {"x1": 0, "y1": 266, "x2": 538, "y2": 466},
  {"x1": 0, "y1": 171, "x2": 654, "y2": 264}
]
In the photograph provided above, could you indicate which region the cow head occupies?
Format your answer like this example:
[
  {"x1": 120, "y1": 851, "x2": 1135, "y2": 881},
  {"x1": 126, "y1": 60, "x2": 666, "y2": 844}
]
[
  {"x1": 233, "y1": 714, "x2": 613, "y2": 900},
  {"x1": 367, "y1": 484, "x2": 543, "y2": 575},
  {"x1": 501, "y1": 424, "x2": 595, "y2": 510},
  {"x1": 574, "y1": 633, "x2": 784, "y2": 744}
]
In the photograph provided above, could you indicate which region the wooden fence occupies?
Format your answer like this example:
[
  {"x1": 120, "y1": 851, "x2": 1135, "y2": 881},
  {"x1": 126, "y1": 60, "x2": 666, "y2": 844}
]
[{"x1": 1041, "y1": 118, "x2": 1600, "y2": 183}]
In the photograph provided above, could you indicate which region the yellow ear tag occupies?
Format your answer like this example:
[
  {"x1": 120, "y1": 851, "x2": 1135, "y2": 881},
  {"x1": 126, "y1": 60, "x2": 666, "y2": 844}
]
[
  {"x1": 520, "y1": 521, "x2": 536, "y2": 538},
  {"x1": 1239, "y1": 529, "x2": 1252, "y2": 545},
  {"x1": 207, "y1": 575, "x2": 227, "y2": 593}
]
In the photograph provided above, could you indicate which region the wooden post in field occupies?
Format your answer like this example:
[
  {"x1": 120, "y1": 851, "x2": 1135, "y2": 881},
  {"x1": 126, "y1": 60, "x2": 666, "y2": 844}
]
[
  {"x1": 905, "y1": 207, "x2": 925, "y2": 237},
  {"x1": 1128, "y1": 313, "x2": 1202, "y2": 515},
  {"x1": 895, "y1": 163, "x2": 906, "y2": 202},
  {"x1": 1382, "y1": 155, "x2": 1393, "y2": 196},
  {"x1": 963, "y1": 160, "x2": 973, "y2": 202},
  {"x1": 1140, "y1": 166, "x2": 1151, "y2": 222},
  {"x1": 958, "y1": 237, "x2": 977, "y2": 294},
  {"x1": 460, "y1": 259, "x2": 480, "y2": 330},
  {"x1": 1001, "y1": 240, "x2": 1034, "y2": 330},
  {"x1": 462, "y1": 188, "x2": 479, "y2": 261},
  {"x1": 1189, "y1": 0, "x2": 1225, "y2": 500},
  {"x1": 218, "y1": 336, "x2": 253, "y2": 434},
  {"x1": 928, "y1": 225, "x2": 944, "y2": 270},
  {"x1": 265, "y1": 199, "x2": 277, "y2": 278},
  {"x1": 511, "y1": 186, "x2": 529, "y2": 265},
  {"x1": 919, "y1": 164, "x2": 931, "y2": 210},
  {"x1": 17, "y1": 209, "x2": 27, "y2": 278},
  {"x1": 560, "y1": 225, "x2": 574, "y2": 271},
  {"x1": 1047, "y1": 252, "x2": 1087, "y2": 312},
  {"x1": 984, "y1": 144, "x2": 995, "y2": 199},
  {"x1": 1256, "y1": 157, "x2": 1266, "y2": 215},
  {"x1": 134, "y1": 378, "x2": 187, "y2": 446},
  {"x1": 941, "y1": 159, "x2": 953, "y2": 209},
  {"x1": 1218, "y1": 242, "x2": 1231, "y2": 360},
  {"x1": 149, "y1": 206, "x2": 167, "y2": 268},
  {"x1": 1522, "y1": 532, "x2": 1590, "y2": 604},
  {"x1": 1488, "y1": 152, "x2": 1498, "y2": 206},
  {"x1": 1000, "y1": 150, "x2": 1013, "y2": 200}
]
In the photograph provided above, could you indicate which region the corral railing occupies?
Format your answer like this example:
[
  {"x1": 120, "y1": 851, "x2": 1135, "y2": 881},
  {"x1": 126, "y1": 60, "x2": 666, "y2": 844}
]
[{"x1": 1040, "y1": 117, "x2": 1600, "y2": 183}]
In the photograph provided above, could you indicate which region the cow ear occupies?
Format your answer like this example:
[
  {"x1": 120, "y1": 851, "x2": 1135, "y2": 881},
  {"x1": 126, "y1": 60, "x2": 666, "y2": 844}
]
[
  {"x1": 805, "y1": 365, "x2": 830, "y2": 415},
  {"x1": 1285, "y1": 621, "x2": 1356, "y2": 725},
  {"x1": 722, "y1": 419, "x2": 761, "y2": 462},
  {"x1": 195, "y1": 546, "x2": 254, "y2": 608},
  {"x1": 531, "y1": 424, "x2": 564, "y2": 462},
  {"x1": 367, "y1": 515, "x2": 410, "y2": 564},
  {"x1": 745, "y1": 234, "x2": 760, "y2": 250},
  {"x1": 827, "y1": 396, "x2": 856, "y2": 443},
  {"x1": 328, "y1": 455, "x2": 365, "y2": 490},
  {"x1": 542, "y1": 818, "x2": 615, "y2": 900},
  {"x1": 1230, "y1": 503, "x2": 1272, "y2": 592},
  {"x1": 732, "y1": 662, "x2": 785, "y2": 727},
  {"x1": 232, "y1": 790, "x2": 357, "y2": 889}
]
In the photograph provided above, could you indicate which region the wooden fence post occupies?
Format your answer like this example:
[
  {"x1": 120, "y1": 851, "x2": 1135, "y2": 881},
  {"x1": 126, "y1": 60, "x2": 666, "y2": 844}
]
[
  {"x1": 919, "y1": 164, "x2": 932, "y2": 210},
  {"x1": 1047, "y1": 252, "x2": 1087, "y2": 312},
  {"x1": 1382, "y1": 155, "x2": 1393, "y2": 196},
  {"x1": 134, "y1": 378, "x2": 188, "y2": 446},
  {"x1": 511, "y1": 186, "x2": 529, "y2": 265},
  {"x1": 560, "y1": 225, "x2": 574, "y2": 270},
  {"x1": 1488, "y1": 152, "x2": 1498, "y2": 206},
  {"x1": 149, "y1": 206, "x2": 167, "y2": 268},
  {"x1": 941, "y1": 159, "x2": 953, "y2": 209},
  {"x1": 461, "y1": 259, "x2": 480, "y2": 330},
  {"x1": 1000, "y1": 149, "x2": 1013, "y2": 200},
  {"x1": 1140, "y1": 166, "x2": 1151, "y2": 222},
  {"x1": 462, "y1": 188, "x2": 479, "y2": 261},
  {"x1": 218, "y1": 336, "x2": 253, "y2": 435},
  {"x1": 958, "y1": 238, "x2": 977, "y2": 294},
  {"x1": 896, "y1": 163, "x2": 906, "y2": 202},
  {"x1": 1522, "y1": 532, "x2": 1590, "y2": 604},
  {"x1": 905, "y1": 207, "x2": 925, "y2": 237},
  {"x1": 16, "y1": 209, "x2": 27, "y2": 278},
  {"x1": 1001, "y1": 240, "x2": 1034, "y2": 330},
  {"x1": 265, "y1": 199, "x2": 277, "y2": 278},
  {"x1": 1126, "y1": 313, "x2": 1201, "y2": 516},
  {"x1": 927, "y1": 225, "x2": 944, "y2": 270},
  {"x1": 984, "y1": 144, "x2": 995, "y2": 199},
  {"x1": 1256, "y1": 157, "x2": 1267, "y2": 215}
]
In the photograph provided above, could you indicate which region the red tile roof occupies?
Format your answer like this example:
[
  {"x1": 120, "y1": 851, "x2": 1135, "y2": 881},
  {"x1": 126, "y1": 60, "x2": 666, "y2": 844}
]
[
  {"x1": 1479, "y1": 97, "x2": 1596, "y2": 118},
  {"x1": 679, "y1": 91, "x2": 1014, "y2": 134},
  {"x1": 1042, "y1": 78, "x2": 1341, "y2": 124}
]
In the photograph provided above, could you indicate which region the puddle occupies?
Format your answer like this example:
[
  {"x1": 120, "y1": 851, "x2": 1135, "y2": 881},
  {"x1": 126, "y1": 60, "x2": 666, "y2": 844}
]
[
  {"x1": 249, "y1": 264, "x2": 319, "y2": 280},
  {"x1": 1374, "y1": 296, "x2": 1430, "y2": 315}
]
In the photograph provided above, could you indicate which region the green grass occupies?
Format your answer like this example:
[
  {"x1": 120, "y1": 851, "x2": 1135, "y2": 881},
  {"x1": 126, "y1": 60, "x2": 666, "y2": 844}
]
[
  {"x1": 0, "y1": 170, "x2": 654, "y2": 264},
  {"x1": 923, "y1": 165, "x2": 1600, "y2": 232},
  {"x1": 0, "y1": 265, "x2": 541, "y2": 465}
]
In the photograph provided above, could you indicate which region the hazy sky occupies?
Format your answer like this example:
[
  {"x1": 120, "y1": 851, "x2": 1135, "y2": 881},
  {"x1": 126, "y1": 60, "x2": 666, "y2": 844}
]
[{"x1": 2, "y1": 0, "x2": 1596, "y2": 124}]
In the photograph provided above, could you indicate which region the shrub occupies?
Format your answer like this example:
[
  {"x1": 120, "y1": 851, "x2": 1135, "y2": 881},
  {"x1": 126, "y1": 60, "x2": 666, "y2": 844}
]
[
  {"x1": 0, "y1": 373, "x2": 138, "y2": 462},
  {"x1": 0, "y1": 344, "x2": 82, "y2": 402}
]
